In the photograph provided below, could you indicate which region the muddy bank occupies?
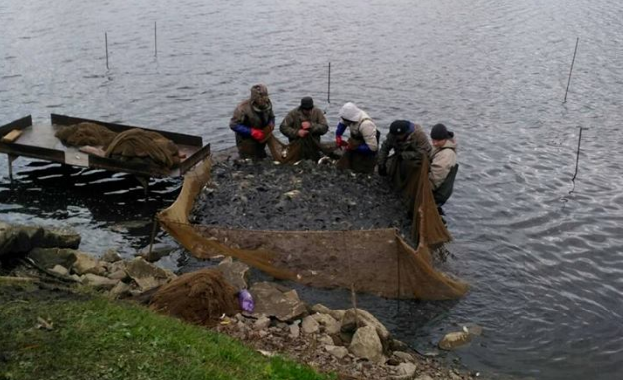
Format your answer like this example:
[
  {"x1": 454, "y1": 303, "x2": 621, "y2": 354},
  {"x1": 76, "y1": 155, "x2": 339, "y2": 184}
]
[{"x1": 191, "y1": 159, "x2": 413, "y2": 238}]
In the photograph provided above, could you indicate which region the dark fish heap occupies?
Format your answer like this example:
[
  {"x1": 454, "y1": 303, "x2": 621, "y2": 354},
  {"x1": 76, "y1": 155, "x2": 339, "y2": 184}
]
[{"x1": 191, "y1": 159, "x2": 413, "y2": 237}]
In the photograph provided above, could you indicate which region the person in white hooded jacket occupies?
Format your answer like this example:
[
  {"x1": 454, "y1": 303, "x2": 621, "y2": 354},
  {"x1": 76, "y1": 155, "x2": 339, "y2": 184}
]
[{"x1": 334, "y1": 102, "x2": 379, "y2": 173}]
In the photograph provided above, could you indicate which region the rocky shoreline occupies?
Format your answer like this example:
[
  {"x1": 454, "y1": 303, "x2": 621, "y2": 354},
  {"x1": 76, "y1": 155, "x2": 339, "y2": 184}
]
[{"x1": 0, "y1": 222, "x2": 482, "y2": 380}]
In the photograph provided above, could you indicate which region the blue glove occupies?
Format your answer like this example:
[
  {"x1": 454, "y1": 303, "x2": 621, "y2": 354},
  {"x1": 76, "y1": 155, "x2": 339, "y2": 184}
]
[
  {"x1": 232, "y1": 124, "x2": 251, "y2": 136},
  {"x1": 336, "y1": 122, "x2": 347, "y2": 137}
]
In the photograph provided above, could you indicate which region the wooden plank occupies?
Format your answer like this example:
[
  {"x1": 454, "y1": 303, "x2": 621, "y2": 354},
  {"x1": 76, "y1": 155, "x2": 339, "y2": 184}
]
[
  {"x1": 0, "y1": 115, "x2": 32, "y2": 136},
  {"x1": 50, "y1": 114, "x2": 203, "y2": 146},
  {"x1": 179, "y1": 143, "x2": 211, "y2": 174},
  {"x1": 1, "y1": 129, "x2": 22, "y2": 143}
]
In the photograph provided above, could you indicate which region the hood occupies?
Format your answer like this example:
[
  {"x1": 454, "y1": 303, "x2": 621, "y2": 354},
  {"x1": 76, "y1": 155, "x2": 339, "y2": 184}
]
[{"x1": 339, "y1": 102, "x2": 363, "y2": 122}]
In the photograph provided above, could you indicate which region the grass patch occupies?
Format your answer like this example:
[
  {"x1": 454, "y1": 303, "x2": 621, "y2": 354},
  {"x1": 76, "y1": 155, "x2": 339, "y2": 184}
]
[{"x1": 0, "y1": 284, "x2": 333, "y2": 380}]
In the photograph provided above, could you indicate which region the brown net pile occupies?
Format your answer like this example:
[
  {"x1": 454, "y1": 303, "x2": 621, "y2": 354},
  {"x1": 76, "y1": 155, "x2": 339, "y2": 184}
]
[
  {"x1": 105, "y1": 128, "x2": 181, "y2": 169},
  {"x1": 158, "y1": 152, "x2": 468, "y2": 300},
  {"x1": 55, "y1": 122, "x2": 117, "y2": 147},
  {"x1": 149, "y1": 268, "x2": 240, "y2": 327}
]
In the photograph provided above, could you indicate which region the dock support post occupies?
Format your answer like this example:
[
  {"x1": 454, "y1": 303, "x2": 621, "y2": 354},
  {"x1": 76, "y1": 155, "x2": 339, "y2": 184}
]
[{"x1": 7, "y1": 154, "x2": 17, "y2": 184}]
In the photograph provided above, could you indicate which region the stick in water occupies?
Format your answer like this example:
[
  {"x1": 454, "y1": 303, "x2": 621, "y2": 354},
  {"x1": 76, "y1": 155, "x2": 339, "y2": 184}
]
[
  {"x1": 569, "y1": 126, "x2": 585, "y2": 194},
  {"x1": 105, "y1": 32, "x2": 109, "y2": 69},
  {"x1": 327, "y1": 62, "x2": 331, "y2": 104},
  {"x1": 154, "y1": 21, "x2": 158, "y2": 57},
  {"x1": 564, "y1": 37, "x2": 579, "y2": 103}
]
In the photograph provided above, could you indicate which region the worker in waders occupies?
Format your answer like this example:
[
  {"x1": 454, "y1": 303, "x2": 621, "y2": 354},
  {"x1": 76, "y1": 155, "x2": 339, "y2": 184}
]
[
  {"x1": 377, "y1": 120, "x2": 432, "y2": 180},
  {"x1": 279, "y1": 96, "x2": 329, "y2": 161},
  {"x1": 229, "y1": 84, "x2": 275, "y2": 160},
  {"x1": 429, "y1": 123, "x2": 459, "y2": 217},
  {"x1": 335, "y1": 102, "x2": 379, "y2": 174}
]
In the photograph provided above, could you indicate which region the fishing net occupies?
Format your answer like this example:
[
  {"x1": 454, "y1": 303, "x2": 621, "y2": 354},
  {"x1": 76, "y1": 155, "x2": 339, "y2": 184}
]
[
  {"x1": 55, "y1": 122, "x2": 117, "y2": 148},
  {"x1": 149, "y1": 268, "x2": 240, "y2": 327},
  {"x1": 105, "y1": 128, "x2": 181, "y2": 169},
  {"x1": 158, "y1": 147, "x2": 467, "y2": 300}
]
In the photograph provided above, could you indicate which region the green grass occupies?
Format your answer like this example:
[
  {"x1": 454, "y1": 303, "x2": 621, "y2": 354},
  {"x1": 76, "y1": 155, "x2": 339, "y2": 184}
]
[{"x1": 0, "y1": 284, "x2": 334, "y2": 380}]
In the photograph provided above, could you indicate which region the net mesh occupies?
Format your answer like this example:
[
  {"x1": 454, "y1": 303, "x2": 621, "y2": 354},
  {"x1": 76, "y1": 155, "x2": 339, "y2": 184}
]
[{"x1": 158, "y1": 144, "x2": 467, "y2": 300}]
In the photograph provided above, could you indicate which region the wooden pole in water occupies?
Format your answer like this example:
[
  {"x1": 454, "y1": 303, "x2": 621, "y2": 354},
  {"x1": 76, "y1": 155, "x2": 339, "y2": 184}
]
[
  {"x1": 154, "y1": 22, "x2": 158, "y2": 57},
  {"x1": 327, "y1": 62, "x2": 331, "y2": 104},
  {"x1": 563, "y1": 37, "x2": 579, "y2": 103},
  {"x1": 105, "y1": 32, "x2": 109, "y2": 69},
  {"x1": 569, "y1": 126, "x2": 585, "y2": 194}
]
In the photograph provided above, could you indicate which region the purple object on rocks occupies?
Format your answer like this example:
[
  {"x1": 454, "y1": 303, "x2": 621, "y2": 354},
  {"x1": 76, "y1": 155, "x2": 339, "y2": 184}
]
[{"x1": 238, "y1": 289, "x2": 254, "y2": 312}]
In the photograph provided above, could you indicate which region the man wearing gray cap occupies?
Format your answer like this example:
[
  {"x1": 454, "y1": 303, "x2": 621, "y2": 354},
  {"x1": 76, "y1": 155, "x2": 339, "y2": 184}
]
[{"x1": 279, "y1": 96, "x2": 329, "y2": 161}]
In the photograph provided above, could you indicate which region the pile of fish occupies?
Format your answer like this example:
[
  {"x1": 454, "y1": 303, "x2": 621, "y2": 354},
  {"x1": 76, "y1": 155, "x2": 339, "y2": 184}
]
[{"x1": 191, "y1": 159, "x2": 412, "y2": 236}]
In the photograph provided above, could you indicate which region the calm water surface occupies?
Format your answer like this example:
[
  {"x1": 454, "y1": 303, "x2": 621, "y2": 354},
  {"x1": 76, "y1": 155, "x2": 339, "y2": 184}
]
[{"x1": 1, "y1": 1, "x2": 622, "y2": 379}]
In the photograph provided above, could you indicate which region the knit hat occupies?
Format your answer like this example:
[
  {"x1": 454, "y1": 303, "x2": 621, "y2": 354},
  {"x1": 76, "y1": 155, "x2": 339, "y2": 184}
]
[
  {"x1": 339, "y1": 102, "x2": 362, "y2": 122},
  {"x1": 300, "y1": 97, "x2": 314, "y2": 110},
  {"x1": 430, "y1": 123, "x2": 454, "y2": 140},
  {"x1": 250, "y1": 84, "x2": 268, "y2": 101},
  {"x1": 389, "y1": 120, "x2": 412, "y2": 135}
]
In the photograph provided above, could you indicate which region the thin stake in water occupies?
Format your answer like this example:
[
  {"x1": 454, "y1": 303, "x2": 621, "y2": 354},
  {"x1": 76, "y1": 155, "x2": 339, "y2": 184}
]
[
  {"x1": 569, "y1": 126, "x2": 585, "y2": 194},
  {"x1": 154, "y1": 21, "x2": 158, "y2": 57},
  {"x1": 564, "y1": 37, "x2": 579, "y2": 103},
  {"x1": 327, "y1": 62, "x2": 331, "y2": 104},
  {"x1": 105, "y1": 32, "x2": 109, "y2": 69}
]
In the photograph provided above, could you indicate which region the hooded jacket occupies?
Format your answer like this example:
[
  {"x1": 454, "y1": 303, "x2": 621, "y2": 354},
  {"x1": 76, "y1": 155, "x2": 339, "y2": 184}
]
[
  {"x1": 429, "y1": 139, "x2": 457, "y2": 190},
  {"x1": 337, "y1": 103, "x2": 378, "y2": 153}
]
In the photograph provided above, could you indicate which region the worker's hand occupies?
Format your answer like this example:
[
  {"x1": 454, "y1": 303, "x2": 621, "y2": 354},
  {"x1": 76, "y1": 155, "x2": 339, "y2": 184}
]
[
  {"x1": 297, "y1": 129, "x2": 310, "y2": 138},
  {"x1": 301, "y1": 121, "x2": 311, "y2": 130},
  {"x1": 378, "y1": 164, "x2": 387, "y2": 177},
  {"x1": 336, "y1": 135, "x2": 348, "y2": 149},
  {"x1": 250, "y1": 128, "x2": 266, "y2": 142}
]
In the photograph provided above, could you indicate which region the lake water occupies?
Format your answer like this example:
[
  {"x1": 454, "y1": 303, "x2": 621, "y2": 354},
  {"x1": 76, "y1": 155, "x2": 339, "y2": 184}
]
[{"x1": 1, "y1": 0, "x2": 622, "y2": 379}]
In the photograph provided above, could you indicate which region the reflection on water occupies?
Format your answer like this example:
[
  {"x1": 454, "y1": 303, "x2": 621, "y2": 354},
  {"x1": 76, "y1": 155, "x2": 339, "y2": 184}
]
[{"x1": 1, "y1": 0, "x2": 623, "y2": 379}]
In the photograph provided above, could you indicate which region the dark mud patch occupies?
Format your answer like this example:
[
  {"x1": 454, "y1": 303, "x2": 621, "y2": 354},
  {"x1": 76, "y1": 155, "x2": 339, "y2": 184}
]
[{"x1": 191, "y1": 159, "x2": 413, "y2": 239}]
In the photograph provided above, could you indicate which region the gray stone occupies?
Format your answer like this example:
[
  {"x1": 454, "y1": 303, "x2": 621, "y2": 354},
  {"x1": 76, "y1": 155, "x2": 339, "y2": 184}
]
[
  {"x1": 249, "y1": 282, "x2": 307, "y2": 322},
  {"x1": 393, "y1": 351, "x2": 414, "y2": 363},
  {"x1": 50, "y1": 265, "x2": 69, "y2": 276},
  {"x1": 391, "y1": 362, "x2": 417, "y2": 379},
  {"x1": 82, "y1": 274, "x2": 119, "y2": 290},
  {"x1": 72, "y1": 253, "x2": 106, "y2": 276},
  {"x1": 349, "y1": 325, "x2": 384, "y2": 363},
  {"x1": 136, "y1": 243, "x2": 177, "y2": 263},
  {"x1": 317, "y1": 334, "x2": 334, "y2": 346},
  {"x1": 342, "y1": 308, "x2": 390, "y2": 349},
  {"x1": 254, "y1": 316, "x2": 271, "y2": 330},
  {"x1": 27, "y1": 248, "x2": 77, "y2": 270},
  {"x1": 101, "y1": 249, "x2": 122, "y2": 263},
  {"x1": 325, "y1": 345, "x2": 349, "y2": 359},
  {"x1": 109, "y1": 281, "x2": 131, "y2": 297},
  {"x1": 414, "y1": 376, "x2": 434, "y2": 380},
  {"x1": 217, "y1": 257, "x2": 249, "y2": 291},
  {"x1": 312, "y1": 313, "x2": 341, "y2": 335},
  {"x1": 108, "y1": 269, "x2": 128, "y2": 281},
  {"x1": 301, "y1": 315, "x2": 320, "y2": 334},
  {"x1": 289, "y1": 323, "x2": 300, "y2": 339},
  {"x1": 438, "y1": 331, "x2": 472, "y2": 351},
  {"x1": 125, "y1": 257, "x2": 175, "y2": 291},
  {"x1": 311, "y1": 303, "x2": 332, "y2": 315}
]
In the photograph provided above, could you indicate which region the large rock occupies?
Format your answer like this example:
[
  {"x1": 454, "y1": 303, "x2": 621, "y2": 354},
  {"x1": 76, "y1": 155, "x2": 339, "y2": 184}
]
[
  {"x1": 27, "y1": 248, "x2": 77, "y2": 269},
  {"x1": 217, "y1": 257, "x2": 249, "y2": 291},
  {"x1": 341, "y1": 308, "x2": 390, "y2": 349},
  {"x1": 301, "y1": 315, "x2": 320, "y2": 334},
  {"x1": 72, "y1": 253, "x2": 106, "y2": 276},
  {"x1": 391, "y1": 362, "x2": 417, "y2": 380},
  {"x1": 438, "y1": 331, "x2": 472, "y2": 351},
  {"x1": 125, "y1": 257, "x2": 175, "y2": 291},
  {"x1": 249, "y1": 282, "x2": 307, "y2": 322},
  {"x1": 325, "y1": 345, "x2": 349, "y2": 359},
  {"x1": 311, "y1": 313, "x2": 341, "y2": 335},
  {"x1": 349, "y1": 325, "x2": 384, "y2": 363},
  {"x1": 82, "y1": 274, "x2": 119, "y2": 290},
  {"x1": 0, "y1": 224, "x2": 81, "y2": 260}
]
